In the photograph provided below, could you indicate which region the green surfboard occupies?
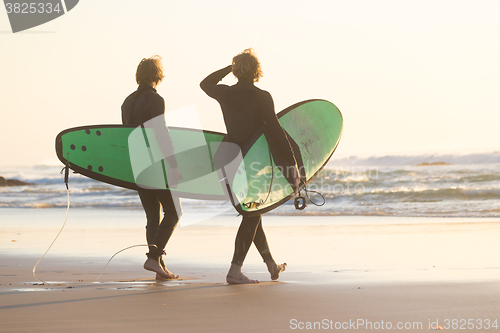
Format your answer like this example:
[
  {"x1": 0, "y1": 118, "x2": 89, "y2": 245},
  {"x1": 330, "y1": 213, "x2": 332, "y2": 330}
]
[
  {"x1": 55, "y1": 99, "x2": 343, "y2": 215},
  {"x1": 228, "y1": 99, "x2": 343, "y2": 215},
  {"x1": 56, "y1": 126, "x2": 228, "y2": 199}
]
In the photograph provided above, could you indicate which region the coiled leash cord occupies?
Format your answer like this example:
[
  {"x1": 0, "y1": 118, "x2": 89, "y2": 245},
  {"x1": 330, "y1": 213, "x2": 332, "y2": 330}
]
[
  {"x1": 32, "y1": 159, "x2": 155, "y2": 285},
  {"x1": 241, "y1": 147, "x2": 327, "y2": 212},
  {"x1": 293, "y1": 180, "x2": 326, "y2": 210}
]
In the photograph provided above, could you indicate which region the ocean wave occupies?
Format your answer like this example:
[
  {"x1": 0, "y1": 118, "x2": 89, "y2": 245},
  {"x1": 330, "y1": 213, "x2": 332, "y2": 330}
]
[
  {"x1": 348, "y1": 187, "x2": 500, "y2": 202},
  {"x1": 3, "y1": 159, "x2": 500, "y2": 217},
  {"x1": 329, "y1": 152, "x2": 500, "y2": 166}
]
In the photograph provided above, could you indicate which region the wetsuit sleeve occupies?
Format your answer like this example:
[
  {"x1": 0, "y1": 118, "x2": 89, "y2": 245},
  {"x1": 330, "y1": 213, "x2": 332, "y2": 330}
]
[
  {"x1": 200, "y1": 65, "x2": 232, "y2": 99},
  {"x1": 155, "y1": 116, "x2": 178, "y2": 169},
  {"x1": 149, "y1": 94, "x2": 165, "y2": 119},
  {"x1": 261, "y1": 92, "x2": 297, "y2": 167},
  {"x1": 149, "y1": 96, "x2": 178, "y2": 169},
  {"x1": 121, "y1": 93, "x2": 134, "y2": 125},
  {"x1": 121, "y1": 102, "x2": 128, "y2": 124}
]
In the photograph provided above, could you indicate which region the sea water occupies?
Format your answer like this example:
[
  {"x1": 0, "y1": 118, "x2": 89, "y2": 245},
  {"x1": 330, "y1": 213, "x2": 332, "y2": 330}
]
[{"x1": 1, "y1": 151, "x2": 500, "y2": 218}]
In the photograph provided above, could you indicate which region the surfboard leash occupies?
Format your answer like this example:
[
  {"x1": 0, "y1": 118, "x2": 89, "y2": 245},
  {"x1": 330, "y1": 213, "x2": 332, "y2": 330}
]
[
  {"x1": 294, "y1": 180, "x2": 326, "y2": 210},
  {"x1": 32, "y1": 158, "x2": 168, "y2": 285},
  {"x1": 242, "y1": 147, "x2": 274, "y2": 209},
  {"x1": 32, "y1": 159, "x2": 72, "y2": 284},
  {"x1": 91, "y1": 244, "x2": 150, "y2": 283},
  {"x1": 259, "y1": 148, "x2": 275, "y2": 205}
]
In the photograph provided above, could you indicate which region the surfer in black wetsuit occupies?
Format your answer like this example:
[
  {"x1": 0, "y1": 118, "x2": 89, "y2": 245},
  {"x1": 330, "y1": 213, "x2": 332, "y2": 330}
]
[
  {"x1": 122, "y1": 55, "x2": 182, "y2": 280},
  {"x1": 200, "y1": 48, "x2": 299, "y2": 284}
]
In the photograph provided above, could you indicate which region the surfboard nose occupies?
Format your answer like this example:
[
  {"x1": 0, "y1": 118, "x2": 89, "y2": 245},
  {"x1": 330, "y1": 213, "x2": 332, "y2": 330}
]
[{"x1": 55, "y1": 132, "x2": 65, "y2": 164}]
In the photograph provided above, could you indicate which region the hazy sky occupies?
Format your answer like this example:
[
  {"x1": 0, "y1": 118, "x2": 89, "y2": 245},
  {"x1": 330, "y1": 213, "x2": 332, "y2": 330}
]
[{"x1": 1, "y1": 0, "x2": 499, "y2": 166}]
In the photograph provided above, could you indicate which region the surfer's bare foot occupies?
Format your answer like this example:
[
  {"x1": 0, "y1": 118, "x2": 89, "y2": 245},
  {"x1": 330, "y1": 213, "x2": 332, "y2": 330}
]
[
  {"x1": 266, "y1": 261, "x2": 287, "y2": 280},
  {"x1": 157, "y1": 257, "x2": 179, "y2": 280},
  {"x1": 226, "y1": 263, "x2": 259, "y2": 284},
  {"x1": 144, "y1": 258, "x2": 174, "y2": 280},
  {"x1": 155, "y1": 267, "x2": 179, "y2": 280},
  {"x1": 226, "y1": 272, "x2": 259, "y2": 284}
]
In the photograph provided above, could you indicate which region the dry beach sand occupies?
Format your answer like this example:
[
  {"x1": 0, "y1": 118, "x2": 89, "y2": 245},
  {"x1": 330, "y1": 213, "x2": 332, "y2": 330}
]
[{"x1": 1, "y1": 209, "x2": 499, "y2": 332}]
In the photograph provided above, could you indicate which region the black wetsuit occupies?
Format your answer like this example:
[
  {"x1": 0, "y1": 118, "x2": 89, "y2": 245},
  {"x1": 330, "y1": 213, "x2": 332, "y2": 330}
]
[
  {"x1": 200, "y1": 65, "x2": 296, "y2": 166},
  {"x1": 122, "y1": 84, "x2": 181, "y2": 260},
  {"x1": 200, "y1": 66, "x2": 296, "y2": 266}
]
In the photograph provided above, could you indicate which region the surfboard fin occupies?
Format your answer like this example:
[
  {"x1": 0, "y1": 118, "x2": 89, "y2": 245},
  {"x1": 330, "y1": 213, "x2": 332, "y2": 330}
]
[{"x1": 243, "y1": 201, "x2": 261, "y2": 209}]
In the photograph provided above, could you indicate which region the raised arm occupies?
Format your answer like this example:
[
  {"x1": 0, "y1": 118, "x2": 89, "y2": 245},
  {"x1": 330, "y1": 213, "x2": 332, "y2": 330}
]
[{"x1": 200, "y1": 65, "x2": 233, "y2": 99}]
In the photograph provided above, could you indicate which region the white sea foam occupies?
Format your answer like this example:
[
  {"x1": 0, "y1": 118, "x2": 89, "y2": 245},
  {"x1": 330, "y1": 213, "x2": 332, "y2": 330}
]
[
  {"x1": 329, "y1": 151, "x2": 500, "y2": 166},
  {"x1": 2, "y1": 153, "x2": 500, "y2": 217}
]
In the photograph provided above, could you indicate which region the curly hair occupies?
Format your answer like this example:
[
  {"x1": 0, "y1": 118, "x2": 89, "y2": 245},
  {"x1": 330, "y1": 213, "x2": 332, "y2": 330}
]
[
  {"x1": 232, "y1": 48, "x2": 263, "y2": 82},
  {"x1": 135, "y1": 55, "x2": 165, "y2": 86}
]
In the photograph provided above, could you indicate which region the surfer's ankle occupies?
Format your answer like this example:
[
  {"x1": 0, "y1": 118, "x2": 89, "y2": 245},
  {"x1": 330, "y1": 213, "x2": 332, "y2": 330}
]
[
  {"x1": 228, "y1": 263, "x2": 242, "y2": 276},
  {"x1": 144, "y1": 258, "x2": 171, "y2": 279},
  {"x1": 266, "y1": 261, "x2": 287, "y2": 280}
]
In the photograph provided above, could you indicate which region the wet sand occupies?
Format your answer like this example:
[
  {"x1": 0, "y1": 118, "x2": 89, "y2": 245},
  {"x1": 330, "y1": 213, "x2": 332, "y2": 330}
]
[{"x1": 1, "y1": 209, "x2": 499, "y2": 332}]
